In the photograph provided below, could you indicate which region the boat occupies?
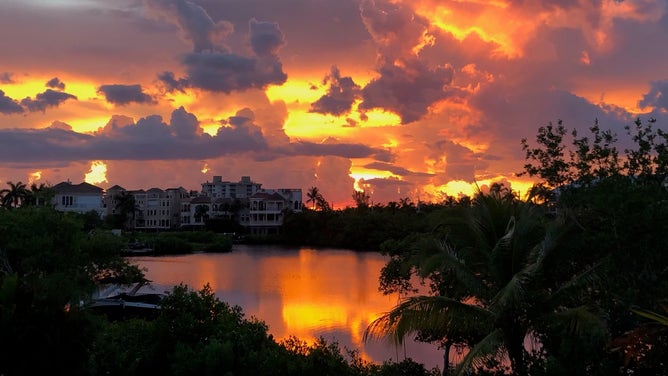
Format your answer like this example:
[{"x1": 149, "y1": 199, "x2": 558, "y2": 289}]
[
  {"x1": 86, "y1": 282, "x2": 164, "y2": 320},
  {"x1": 121, "y1": 241, "x2": 155, "y2": 256}
]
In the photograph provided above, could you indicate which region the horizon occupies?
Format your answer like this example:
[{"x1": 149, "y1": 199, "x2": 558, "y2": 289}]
[{"x1": 1, "y1": 0, "x2": 667, "y2": 209}]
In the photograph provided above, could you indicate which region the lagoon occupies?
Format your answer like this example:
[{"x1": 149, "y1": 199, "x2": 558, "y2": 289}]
[{"x1": 129, "y1": 244, "x2": 445, "y2": 371}]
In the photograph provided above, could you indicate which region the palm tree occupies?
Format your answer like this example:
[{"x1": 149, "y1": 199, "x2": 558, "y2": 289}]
[
  {"x1": 0, "y1": 181, "x2": 29, "y2": 208},
  {"x1": 114, "y1": 191, "x2": 138, "y2": 229},
  {"x1": 194, "y1": 204, "x2": 210, "y2": 223},
  {"x1": 26, "y1": 182, "x2": 54, "y2": 207},
  {"x1": 365, "y1": 191, "x2": 604, "y2": 375},
  {"x1": 352, "y1": 190, "x2": 370, "y2": 208},
  {"x1": 306, "y1": 186, "x2": 320, "y2": 210}
]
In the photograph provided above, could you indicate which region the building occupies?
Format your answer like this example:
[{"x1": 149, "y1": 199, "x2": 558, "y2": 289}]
[
  {"x1": 201, "y1": 176, "x2": 262, "y2": 199},
  {"x1": 247, "y1": 189, "x2": 303, "y2": 235},
  {"x1": 104, "y1": 185, "x2": 189, "y2": 229},
  {"x1": 52, "y1": 181, "x2": 104, "y2": 216},
  {"x1": 198, "y1": 176, "x2": 303, "y2": 234},
  {"x1": 99, "y1": 175, "x2": 302, "y2": 233}
]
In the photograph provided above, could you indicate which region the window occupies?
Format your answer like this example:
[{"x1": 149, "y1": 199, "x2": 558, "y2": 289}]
[{"x1": 61, "y1": 195, "x2": 73, "y2": 206}]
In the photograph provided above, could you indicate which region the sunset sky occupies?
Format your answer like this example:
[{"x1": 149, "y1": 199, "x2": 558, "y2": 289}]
[{"x1": 1, "y1": 0, "x2": 667, "y2": 207}]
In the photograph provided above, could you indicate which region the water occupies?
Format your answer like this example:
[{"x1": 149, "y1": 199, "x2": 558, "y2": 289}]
[{"x1": 129, "y1": 244, "x2": 444, "y2": 371}]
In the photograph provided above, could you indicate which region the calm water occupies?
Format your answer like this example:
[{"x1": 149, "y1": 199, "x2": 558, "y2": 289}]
[{"x1": 129, "y1": 244, "x2": 444, "y2": 371}]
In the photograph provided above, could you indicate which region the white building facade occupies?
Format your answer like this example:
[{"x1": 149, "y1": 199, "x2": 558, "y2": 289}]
[{"x1": 52, "y1": 181, "x2": 105, "y2": 216}]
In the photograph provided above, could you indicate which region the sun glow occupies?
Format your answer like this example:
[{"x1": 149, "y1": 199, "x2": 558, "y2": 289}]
[
  {"x1": 350, "y1": 168, "x2": 396, "y2": 192},
  {"x1": 84, "y1": 160, "x2": 108, "y2": 185},
  {"x1": 28, "y1": 171, "x2": 42, "y2": 184}
]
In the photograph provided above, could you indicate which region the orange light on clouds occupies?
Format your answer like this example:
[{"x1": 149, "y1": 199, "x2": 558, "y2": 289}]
[
  {"x1": 84, "y1": 160, "x2": 108, "y2": 185},
  {"x1": 28, "y1": 171, "x2": 42, "y2": 184},
  {"x1": 350, "y1": 168, "x2": 395, "y2": 192},
  {"x1": 265, "y1": 80, "x2": 325, "y2": 106},
  {"x1": 66, "y1": 116, "x2": 114, "y2": 133}
]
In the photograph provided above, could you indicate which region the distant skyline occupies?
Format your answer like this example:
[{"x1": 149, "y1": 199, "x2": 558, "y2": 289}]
[{"x1": 1, "y1": 0, "x2": 667, "y2": 207}]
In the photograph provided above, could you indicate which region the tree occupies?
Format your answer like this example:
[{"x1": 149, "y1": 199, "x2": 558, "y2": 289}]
[
  {"x1": 352, "y1": 190, "x2": 371, "y2": 208},
  {"x1": 114, "y1": 191, "x2": 138, "y2": 229},
  {"x1": 366, "y1": 192, "x2": 605, "y2": 375},
  {"x1": 24, "y1": 182, "x2": 55, "y2": 207},
  {"x1": 306, "y1": 186, "x2": 321, "y2": 210},
  {"x1": 0, "y1": 207, "x2": 144, "y2": 375},
  {"x1": 0, "y1": 181, "x2": 29, "y2": 208},
  {"x1": 194, "y1": 204, "x2": 210, "y2": 223}
]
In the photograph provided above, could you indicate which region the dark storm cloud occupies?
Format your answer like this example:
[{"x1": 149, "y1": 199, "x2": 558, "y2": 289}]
[
  {"x1": 157, "y1": 71, "x2": 188, "y2": 92},
  {"x1": 359, "y1": 59, "x2": 454, "y2": 124},
  {"x1": 145, "y1": 0, "x2": 231, "y2": 53},
  {"x1": 0, "y1": 107, "x2": 391, "y2": 163},
  {"x1": 98, "y1": 84, "x2": 156, "y2": 105},
  {"x1": 249, "y1": 18, "x2": 284, "y2": 57},
  {"x1": 639, "y1": 80, "x2": 668, "y2": 111},
  {"x1": 175, "y1": 48, "x2": 287, "y2": 93},
  {"x1": 432, "y1": 139, "x2": 480, "y2": 183},
  {"x1": 357, "y1": 0, "x2": 455, "y2": 124},
  {"x1": 289, "y1": 141, "x2": 393, "y2": 162},
  {"x1": 20, "y1": 89, "x2": 77, "y2": 113},
  {"x1": 1, "y1": 72, "x2": 15, "y2": 84},
  {"x1": 310, "y1": 66, "x2": 362, "y2": 116},
  {"x1": 46, "y1": 77, "x2": 66, "y2": 90},
  {"x1": 150, "y1": 0, "x2": 288, "y2": 93},
  {"x1": 363, "y1": 162, "x2": 433, "y2": 177},
  {"x1": 0, "y1": 89, "x2": 24, "y2": 115}
]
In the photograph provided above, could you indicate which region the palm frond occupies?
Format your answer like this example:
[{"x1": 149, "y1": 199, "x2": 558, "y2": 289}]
[
  {"x1": 364, "y1": 295, "x2": 493, "y2": 345},
  {"x1": 489, "y1": 268, "x2": 530, "y2": 314},
  {"x1": 548, "y1": 257, "x2": 608, "y2": 305},
  {"x1": 453, "y1": 328, "x2": 506, "y2": 376},
  {"x1": 631, "y1": 306, "x2": 668, "y2": 326},
  {"x1": 548, "y1": 305, "x2": 607, "y2": 337}
]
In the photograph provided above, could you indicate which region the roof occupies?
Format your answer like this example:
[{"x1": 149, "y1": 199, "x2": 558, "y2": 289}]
[
  {"x1": 190, "y1": 196, "x2": 212, "y2": 204},
  {"x1": 250, "y1": 192, "x2": 286, "y2": 201},
  {"x1": 53, "y1": 181, "x2": 103, "y2": 194}
]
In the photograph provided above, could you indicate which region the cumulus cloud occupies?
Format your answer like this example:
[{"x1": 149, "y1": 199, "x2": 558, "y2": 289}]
[
  {"x1": 46, "y1": 77, "x2": 66, "y2": 90},
  {"x1": 310, "y1": 66, "x2": 362, "y2": 116},
  {"x1": 145, "y1": 0, "x2": 233, "y2": 53},
  {"x1": 287, "y1": 137, "x2": 393, "y2": 162},
  {"x1": 360, "y1": 59, "x2": 454, "y2": 124},
  {"x1": 150, "y1": 0, "x2": 288, "y2": 93},
  {"x1": 357, "y1": 0, "x2": 455, "y2": 124},
  {"x1": 0, "y1": 90, "x2": 24, "y2": 115},
  {"x1": 639, "y1": 80, "x2": 668, "y2": 111},
  {"x1": 20, "y1": 89, "x2": 77, "y2": 113},
  {"x1": 98, "y1": 84, "x2": 156, "y2": 105},
  {"x1": 0, "y1": 107, "x2": 393, "y2": 164},
  {"x1": 363, "y1": 161, "x2": 433, "y2": 177}
]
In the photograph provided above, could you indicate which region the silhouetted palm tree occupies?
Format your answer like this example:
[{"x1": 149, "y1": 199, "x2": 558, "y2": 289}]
[
  {"x1": 114, "y1": 191, "x2": 138, "y2": 229},
  {"x1": 194, "y1": 204, "x2": 210, "y2": 223},
  {"x1": 26, "y1": 182, "x2": 54, "y2": 207},
  {"x1": 306, "y1": 186, "x2": 320, "y2": 210},
  {"x1": 365, "y1": 192, "x2": 604, "y2": 375},
  {"x1": 0, "y1": 181, "x2": 29, "y2": 208}
]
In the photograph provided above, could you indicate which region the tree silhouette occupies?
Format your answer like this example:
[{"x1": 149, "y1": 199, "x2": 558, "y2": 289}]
[
  {"x1": 366, "y1": 192, "x2": 605, "y2": 375},
  {"x1": 352, "y1": 190, "x2": 370, "y2": 208},
  {"x1": 194, "y1": 204, "x2": 210, "y2": 223},
  {"x1": 306, "y1": 186, "x2": 320, "y2": 210},
  {"x1": 0, "y1": 181, "x2": 29, "y2": 208},
  {"x1": 114, "y1": 191, "x2": 138, "y2": 229}
]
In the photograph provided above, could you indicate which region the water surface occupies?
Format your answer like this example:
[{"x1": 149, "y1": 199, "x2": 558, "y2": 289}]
[{"x1": 130, "y1": 244, "x2": 444, "y2": 370}]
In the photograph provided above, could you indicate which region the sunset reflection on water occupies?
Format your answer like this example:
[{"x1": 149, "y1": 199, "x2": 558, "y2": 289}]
[{"x1": 131, "y1": 245, "x2": 443, "y2": 370}]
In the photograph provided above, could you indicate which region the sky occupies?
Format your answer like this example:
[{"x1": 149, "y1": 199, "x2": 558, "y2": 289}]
[{"x1": 1, "y1": 0, "x2": 667, "y2": 207}]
